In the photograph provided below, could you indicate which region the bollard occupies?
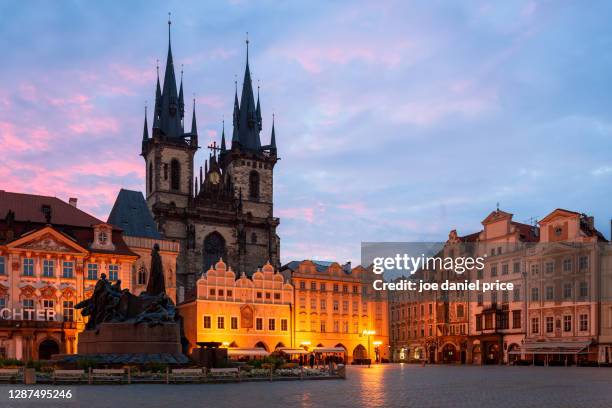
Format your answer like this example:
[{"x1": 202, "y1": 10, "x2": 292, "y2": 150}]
[
  {"x1": 23, "y1": 368, "x2": 36, "y2": 385},
  {"x1": 127, "y1": 367, "x2": 131, "y2": 384},
  {"x1": 88, "y1": 367, "x2": 92, "y2": 385},
  {"x1": 166, "y1": 366, "x2": 170, "y2": 384}
]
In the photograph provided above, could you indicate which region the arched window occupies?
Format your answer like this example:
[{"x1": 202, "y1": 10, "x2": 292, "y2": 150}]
[
  {"x1": 203, "y1": 232, "x2": 226, "y2": 271},
  {"x1": 170, "y1": 159, "x2": 181, "y2": 191},
  {"x1": 249, "y1": 171, "x2": 260, "y2": 200},
  {"x1": 137, "y1": 265, "x2": 147, "y2": 285},
  {"x1": 148, "y1": 161, "x2": 153, "y2": 193}
]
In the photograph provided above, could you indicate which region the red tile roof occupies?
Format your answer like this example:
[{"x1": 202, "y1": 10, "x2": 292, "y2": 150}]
[
  {"x1": 0, "y1": 190, "x2": 136, "y2": 256},
  {"x1": 0, "y1": 190, "x2": 102, "y2": 227}
]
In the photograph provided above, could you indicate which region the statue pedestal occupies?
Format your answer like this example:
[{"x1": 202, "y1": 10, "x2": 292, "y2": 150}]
[{"x1": 78, "y1": 322, "x2": 182, "y2": 355}]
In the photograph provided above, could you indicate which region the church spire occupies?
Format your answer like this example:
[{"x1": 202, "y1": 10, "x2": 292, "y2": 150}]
[
  {"x1": 221, "y1": 119, "x2": 227, "y2": 151},
  {"x1": 158, "y1": 14, "x2": 183, "y2": 139},
  {"x1": 153, "y1": 61, "x2": 161, "y2": 130},
  {"x1": 235, "y1": 33, "x2": 262, "y2": 151},
  {"x1": 256, "y1": 81, "x2": 262, "y2": 131},
  {"x1": 178, "y1": 65, "x2": 185, "y2": 122},
  {"x1": 232, "y1": 79, "x2": 240, "y2": 145},
  {"x1": 270, "y1": 113, "x2": 276, "y2": 151},
  {"x1": 142, "y1": 104, "x2": 149, "y2": 141},
  {"x1": 191, "y1": 98, "x2": 197, "y2": 136}
]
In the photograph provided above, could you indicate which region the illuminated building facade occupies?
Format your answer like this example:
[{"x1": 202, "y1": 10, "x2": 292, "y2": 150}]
[
  {"x1": 0, "y1": 191, "x2": 139, "y2": 360},
  {"x1": 281, "y1": 260, "x2": 389, "y2": 363},
  {"x1": 389, "y1": 207, "x2": 610, "y2": 365},
  {"x1": 178, "y1": 260, "x2": 293, "y2": 353}
]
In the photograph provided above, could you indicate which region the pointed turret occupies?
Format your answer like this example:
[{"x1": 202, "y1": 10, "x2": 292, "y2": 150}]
[
  {"x1": 256, "y1": 84, "x2": 262, "y2": 131},
  {"x1": 178, "y1": 66, "x2": 185, "y2": 121},
  {"x1": 221, "y1": 120, "x2": 227, "y2": 151},
  {"x1": 191, "y1": 99, "x2": 198, "y2": 136},
  {"x1": 153, "y1": 64, "x2": 162, "y2": 130},
  {"x1": 142, "y1": 105, "x2": 149, "y2": 141},
  {"x1": 232, "y1": 81, "x2": 240, "y2": 146},
  {"x1": 270, "y1": 114, "x2": 276, "y2": 153}
]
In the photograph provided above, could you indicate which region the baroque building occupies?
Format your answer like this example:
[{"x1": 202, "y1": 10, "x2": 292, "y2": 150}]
[
  {"x1": 389, "y1": 207, "x2": 610, "y2": 365},
  {"x1": 0, "y1": 191, "x2": 139, "y2": 360},
  {"x1": 281, "y1": 260, "x2": 390, "y2": 363},
  {"x1": 140, "y1": 21, "x2": 280, "y2": 294}
]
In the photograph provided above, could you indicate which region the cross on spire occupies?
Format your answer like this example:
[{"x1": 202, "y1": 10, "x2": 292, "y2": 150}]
[{"x1": 208, "y1": 140, "x2": 222, "y2": 153}]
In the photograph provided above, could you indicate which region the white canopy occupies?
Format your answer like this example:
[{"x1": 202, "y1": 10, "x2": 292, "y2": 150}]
[
  {"x1": 227, "y1": 348, "x2": 270, "y2": 357},
  {"x1": 509, "y1": 341, "x2": 591, "y2": 355},
  {"x1": 277, "y1": 348, "x2": 309, "y2": 355},
  {"x1": 311, "y1": 347, "x2": 346, "y2": 353}
]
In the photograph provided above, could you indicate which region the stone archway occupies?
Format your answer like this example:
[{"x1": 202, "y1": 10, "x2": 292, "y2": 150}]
[
  {"x1": 255, "y1": 341, "x2": 269, "y2": 352},
  {"x1": 442, "y1": 343, "x2": 457, "y2": 363},
  {"x1": 38, "y1": 338, "x2": 59, "y2": 360},
  {"x1": 275, "y1": 342, "x2": 286, "y2": 350},
  {"x1": 335, "y1": 343, "x2": 348, "y2": 364},
  {"x1": 353, "y1": 344, "x2": 367, "y2": 361}
]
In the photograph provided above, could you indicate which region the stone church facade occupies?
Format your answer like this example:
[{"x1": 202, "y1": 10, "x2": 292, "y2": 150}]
[{"x1": 140, "y1": 22, "x2": 280, "y2": 294}]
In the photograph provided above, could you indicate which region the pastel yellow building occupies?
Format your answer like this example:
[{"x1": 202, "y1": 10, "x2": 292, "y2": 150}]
[
  {"x1": 178, "y1": 260, "x2": 293, "y2": 353},
  {"x1": 281, "y1": 260, "x2": 390, "y2": 363}
]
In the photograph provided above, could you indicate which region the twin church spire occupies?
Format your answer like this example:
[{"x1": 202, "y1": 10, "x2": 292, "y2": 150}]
[{"x1": 142, "y1": 19, "x2": 276, "y2": 157}]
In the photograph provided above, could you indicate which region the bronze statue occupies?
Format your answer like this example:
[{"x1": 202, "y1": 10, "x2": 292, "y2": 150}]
[
  {"x1": 146, "y1": 243, "x2": 166, "y2": 296},
  {"x1": 76, "y1": 245, "x2": 177, "y2": 329}
]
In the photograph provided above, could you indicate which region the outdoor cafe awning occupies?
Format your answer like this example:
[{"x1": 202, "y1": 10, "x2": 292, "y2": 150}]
[
  {"x1": 277, "y1": 348, "x2": 309, "y2": 355},
  {"x1": 311, "y1": 347, "x2": 346, "y2": 353},
  {"x1": 508, "y1": 341, "x2": 591, "y2": 355},
  {"x1": 227, "y1": 348, "x2": 270, "y2": 357}
]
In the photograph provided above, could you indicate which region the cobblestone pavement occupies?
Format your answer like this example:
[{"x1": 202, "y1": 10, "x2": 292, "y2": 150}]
[{"x1": 2, "y1": 364, "x2": 612, "y2": 408}]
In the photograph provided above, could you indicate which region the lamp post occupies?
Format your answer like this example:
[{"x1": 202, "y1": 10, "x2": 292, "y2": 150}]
[
  {"x1": 373, "y1": 341, "x2": 382, "y2": 363},
  {"x1": 362, "y1": 329, "x2": 376, "y2": 366}
]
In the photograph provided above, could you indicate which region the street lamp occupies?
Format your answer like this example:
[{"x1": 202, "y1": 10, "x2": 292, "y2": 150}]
[
  {"x1": 373, "y1": 341, "x2": 382, "y2": 363},
  {"x1": 362, "y1": 329, "x2": 376, "y2": 365}
]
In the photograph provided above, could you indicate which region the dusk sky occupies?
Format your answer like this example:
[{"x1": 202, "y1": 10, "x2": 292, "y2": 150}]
[{"x1": 1, "y1": 1, "x2": 611, "y2": 266}]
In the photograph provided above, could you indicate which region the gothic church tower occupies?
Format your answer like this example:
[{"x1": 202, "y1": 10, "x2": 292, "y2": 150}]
[{"x1": 141, "y1": 22, "x2": 280, "y2": 293}]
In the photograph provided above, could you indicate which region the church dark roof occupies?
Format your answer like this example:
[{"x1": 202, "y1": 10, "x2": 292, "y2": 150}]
[{"x1": 107, "y1": 189, "x2": 161, "y2": 239}]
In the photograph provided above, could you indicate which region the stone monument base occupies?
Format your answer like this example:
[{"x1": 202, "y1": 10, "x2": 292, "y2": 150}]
[{"x1": 78, "y1": 322, "x2": 181, "y2": 355}]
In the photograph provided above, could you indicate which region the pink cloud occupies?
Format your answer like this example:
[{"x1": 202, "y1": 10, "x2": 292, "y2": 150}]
[
  {"x1": 68, "y1": 116, "x2": 120, "y2": 135},
  {"x1": 277, "y1": 207, "x2": 317, "y2": 223},
  {"x1": 0, "y1": 121, "x2": 51, "y2": 152},
  {"x1": 110, "y1": 63, "x2": 156, "y2": 85},
  {"x1": 272, "y1": 37, "x2": 426, "y2": 74}
]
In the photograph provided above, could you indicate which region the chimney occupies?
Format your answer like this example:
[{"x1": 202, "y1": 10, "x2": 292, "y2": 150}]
[{"x1": 69, "y1": 197, "x2": 78, "y2": 207}]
